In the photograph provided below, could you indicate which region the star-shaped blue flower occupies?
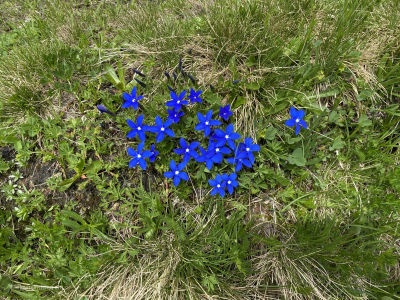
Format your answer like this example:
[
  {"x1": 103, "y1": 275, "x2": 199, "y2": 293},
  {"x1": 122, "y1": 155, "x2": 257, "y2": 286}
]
[
  {"x1": 148, "y1": 116, "x2": 175, "y2": 143},
  {"x1": 214, "y1": 124, "x2": 241, "y2": 148},
  {"x1": 122, "y1": 86, "x2": 143, "y2": 110},
  {"x1": 195, "y1": 146, "x2": 215, "y2": 171},
  {"x1": 285, "y1": 107, "x2": 307, "y2": 136},
  {"x1": 209, "y1": 174, "x2": 226, "y2": 197},
  {"x1": 195, "y1": 110, "x2": 222, "y2": 137},
  {"x1": 219, "y1": 105, "x2": 233, "y2": 121},
  {"x1": 127, "y1": 142, "x2": 152, "y2": 170},
  {"x1": 222, "y1": 173, "x2": 238, "y2": 195},
  {"x1": 188, "y1": 88, "x2": 202, "y2": 104},
  {"x1": 165, "y1": 90, "x2": 188, "y2": 111},
  {"x1": 173, "y1": 138, "x2": 199, "y2": 163},
  {"x1": 167, "y1": 109, "x2": 184, "y2": 124},
  {"x1": 127, "y1": 115, "x2": 150, "y2": 141},
  {"x1": 149, "y1": 144, "x2": 159, "y2": 163},
  {"x1": 164, "y1": 160, "x2": 189, "y2": 186},
  {"x1": 238, "y1": 137, "x2": 260, "y2": 164},
  {"x1": 226, "y1": 147, "x2": 252, "y2": 172},
  {"x1": 97, "y1": 105, "x2": 115, "y2": 116}
]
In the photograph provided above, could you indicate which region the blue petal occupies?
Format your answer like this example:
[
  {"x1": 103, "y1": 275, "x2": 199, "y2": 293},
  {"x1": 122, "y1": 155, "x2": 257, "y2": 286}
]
[
  {"x1": 189, "y1": 141, "x2": 200, "y2": 149},
  {"x1": 206, "y1": 109, "x2": 213, "y2": 120},
  {"x1": 131, "y1": 86, "x2": 137, "y2": 98},
  {"x1": 189, "y1": 150, "x2": 198, "y2": 158},
  {"x1": 127, "y1": 147, "x2": 137, "y2": 157},
  {"x1": 123, "y1": 93, "x2": 132, "y2": 101},
  {"x1": 137, "y1": 114, "x2": 144, "y2": 126},
  {"x1": 179, "y1": 172, "x2": 189, "y2": 181},
  {"x1": 148, "y1": 126, "x2": 160, "y2": 133},
  {"x1": 179, "y1": 138, "x2": 187, "y2": 149},
  {"x1": 216, "y1": 138, "x2": 226, "y2": 147},
  {"x1": 290, "y1": 107, "x2": 298, "y2": 119},
  {"x1": 170, "y1": 91, "x2": 178, "y2": 101},
  {"x1": 142, "y1": 151, "x2": 152, "y2": 158},
  {"x1": 206, "y1": 159, "x2": 213, "y2": 170},
  {"x1": 132, "y1": 102, "x2": 139, "y2": 110},
  {"x1": 122, "y1": 101, "x2": 132, "y2": 108},
  {"x1": 230, "y1": 132, "x2": 241, "y2": 140},
  {"x1": 183, "y1": 153, "x2": 190, "y2": 164},
  {"x1": 209, "y1": 120, "x2": 222, "y2": 126},
  {"x1": 204, "y1": 126, "x2": 211, "y2": 137},
  {"x1": 173, "y1": 176, "x2": 181, "y2": 187},
  {"x1": 178, "y1": 162, "x2": 187, "y2": 171},
  {"x1": 215, "y1": 129, "x2": 225, "y2": 137},
  {"x1": 242, "y1": 159, "x2": 252, "y2": 168},
  {"x1": 228, "y1": 185, "x2": 233, "y2": 195},
  {"x1": 165, "y1": 129, "x2": 175, "y2": 137},
  {"x1": 226, "y1": 124, "x2": 234, "y2": 135},
  {"x1": 285, "y1": 119, "x2": 296, "y2": 127},
  {"x1": 299, "y1": 119, "x2": 308, "y2": 129},
  {"x1": 297, "y1": 109, "x2": 305, "y2": 119},
  {"x1": 250, "y1": 144, "x2": 260, "y2": 151},
  {"x1": 169, "y1": 160, "x2": 176, "y2": 171},
  {"x1": 164, "y1": 171, "x2": 175, "y2": 178},
  {"x1": 235, "y1": 162, "x2": 242, "y2": 172},
  {"x1": 230, "y1": 173, "x2": 237, "y2": 180},
  {"x1": 178, "y1": 90, "x2": 187, "y2": 100},
  {"x1": 138, "y1": 131, "x2": 146, "y2": 142},
  {"x1": 226, "y1": 157, "x2": 235, "y2": 164},
  {"x1": 129, "y1": 157, "x2": 139, "y2": 168},
  {"x1": 210, "y1": 187, "x2": 218, "y2": 196},
  {"x1": 164, "y1": 119, "x2": 173, "y2": 128},
  {"x1": 295, "y1": 123, "x2": 301, "y2": 136},
  {"x1": 248, "y1": 152, "x2": 255, "y2": 164},
  {"x1": 221, "y1": 173, "x2": 229, "y2": 181},
  {"x1": 139, "y1": 158, "x2": 147, "y2": 170},
  {"x1": 218, "y1": 188, "x2": 225, "y2": 198},
  {"x1": 197, "y1": 112, "x2": 206, "y2": 122},
  {"x1": 137, "y1": 142, "x2": 144, "y2": 153},
  {"x1": 156, "y1": 131, "x2": 165, "y2": 143},
  {"x1": 127, "y1": 119, "x2": 137, "y2": 129},
  {"x1": 195, "y1": 123, "x2": 205, "y2": 131},
  {"x1": 174, "y1": 149, "x2": 186, "y2": 155},
  {"x1": 227, "y1": 139, "x2": 236, "y2": 149},
  {"x1": 209, "y1": 179, "x2": 216, "y2": 187},
  {"x1": 165, "y1": 100, "x2": 176, "y2": 107},
  {"x1": 155, "y1": 116, "x2": 163, "y2": 127},
  {"x1": 126, "y1": 130, "x2": 137, "y2": 138}
]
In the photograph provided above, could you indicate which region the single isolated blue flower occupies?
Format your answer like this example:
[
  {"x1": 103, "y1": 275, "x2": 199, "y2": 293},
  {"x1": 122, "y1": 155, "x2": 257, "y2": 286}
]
[
  {"x1": 122, "y1": 86, "x2": 143, "y2": 110},
  {"x1": 214, "y1": 123, "x2": 241, "y2": 149},
  {"x1": 222, "y1": 173, "x2": 238, "y2": 195},
  {"x1": 238, "y1": 137, "x2": 260, "y2": 164},
  {"x1": 148, "y1": 116, "x2": 175, "y2": 143},
  {"x1": 165, "y1": 90, "x2": 189, "y2": 111},
  {"x1": 127, "y1": 142, "x2": 152, "y2": 170},
  {"x1": 97, "y1": 105, "x2": 115, "y2": 116},
  {"x1": 285, "y1": 107, "x2": 307, "y2": 136},
  {"x1": 149, "y1": 144, "x2": 159, "y2": 162},
  {"x1": 164, "y1": 160, "x2": 189, "y2": 187},
  {"x1": 219, "y1": 105, "x2": 233, "y2": 121},
  {"x1": 167, "y1": 109, "x2": 184, "y2": 124},
  {"x1": 226, "y1": 147, "x2": 252, "y2": 172},
  {"x1": 195, "y1": 110, "x2": 222, "y2": 137},
  {"x1": 173, "y1": 138, "x2": 199, "y2": 163},
  {"x1": 209, "y1": 174, "x2": 226, "y2": 198},
  {"x1": 127, "y1": 114, "x2": 150, "y2": 141},
  {"x1": 188, "y1": 88, "x2": 202, "y2": 104}
]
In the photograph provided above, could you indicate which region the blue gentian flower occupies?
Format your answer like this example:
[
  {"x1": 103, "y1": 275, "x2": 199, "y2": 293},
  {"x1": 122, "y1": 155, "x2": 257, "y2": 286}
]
[
  {"x1": 226, "y1": 148, "x2": 252, "y2": 172},
  {"x1": 233, "y1": 80, "x2": 240, "y2": 84},
  {"x1": 285, "y1": 107, "x2": 307, "y2": 135},
  {"x1": 122, "y1": 86, "x2": 143, "y2": 110},
  {"x1": 238, "y1": 137, "x2": 260, "y2": 164},
  {"x1": 222, "y1": 173, "x2": 238, "y2": 195},
  {"x1": 219, "y1": 105, "x2": 233, "y2": 121},
  {"x1": 208, "y1": 142, "x2": 231, "y2": 164},
  {"x1": 195, "y1": 110, "x2": 222, "y2": 137},
  {"x1": 148, "y1": 116, "x2": 175, "y2": 143},
  {"x1": 164, "y1": 160, "x2": 189, "y2": 186},
  {"x1": 209, "y1": 174, "x2": 226, "y2": 197},
  {"x1": 214, "y1": 124, "x2": 241, "y2": 148},
  {"x1": 209, "y1": 129, "x2": 219, "y2": 144},
  {"x1": 165, "y1": 90, "x2": 188, "y2": 111},
  {"x1": 127, "y1": 114, "x2": 150, "y2": 141},
  {"x1": 173, "y1": 72, "x2": 177, "y2": 81},
  {"x1": 167, "y1": 109, "x2": 184, "y2": 124},
  {"x1": 97, "y1": 105, "x2": 116, "y2": 116},
  {"x1": 167, "y1": 85, "x2": 175, "y2": 92},
  {"x1": 164, "y1": 72, "x2": 170, "y2": 80},
  {"x1": 188, "y1": 88, "x2": 202, "y2": 104},
  {"x1": 149, "y1": 144, "x2": 159, "y2": 162},
  {"x1": 195, "y1": 146, "x2": 215, "y2": 171},
  {"x1": 173, "y1": 138, "x2": 199, "y2": 163},
  {"x1": 127, "y1": 142, "x2": 152, "y2": 170}
]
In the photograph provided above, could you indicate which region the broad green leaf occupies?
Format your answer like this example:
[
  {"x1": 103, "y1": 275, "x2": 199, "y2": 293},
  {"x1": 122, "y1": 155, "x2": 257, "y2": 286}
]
[
  {"x1": 329, "y1": 138, "x2": 345, "y2": 151},
  {"x1": 74, "y1": 158, "x2": 85, "y2": 174},
  {"x1": 57, "y1": 174, "x2": 80, "y2": 191},
  {"x1": 357, "y1": 115, "x2": 372, "y2": 127},
  {"x1": 264, "y1": 126, "x2": 277, "y2": 140},
  {"x1": 232, "y1": 96, "x2": 246, "y2": 109},
  {"x1": 245, "y1": 82, "x2": 260, "y2": 90},
  {"x1": 288, "y1": 148, "x2": 306, "y2": 166},
  {"x1": 83, "y1": 160, "x2": 102, "y2": 175},
  {"x1": 245, "y1": 55, "x2": 256, "y2": 67}
]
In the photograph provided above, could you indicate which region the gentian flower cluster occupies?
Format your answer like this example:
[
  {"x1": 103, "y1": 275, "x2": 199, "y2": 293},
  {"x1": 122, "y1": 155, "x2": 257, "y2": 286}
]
[{"x1": 111, "y1": 64, "x2": 307, "y2": 197}]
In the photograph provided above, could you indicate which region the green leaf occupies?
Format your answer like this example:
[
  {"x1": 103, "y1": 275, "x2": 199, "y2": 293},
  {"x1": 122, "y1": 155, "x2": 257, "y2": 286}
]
[
  {"x1": 356, "y1": 89, "x2": 373, "y2": 101},
  {"x1": 288, "y1": 148, "x2": 306, "y2": 166},
  {"x1": 61, "y1": 209, "x2": 87, "y2": 224},
  {"x1": 245, "y1": 55, "x2": 256, "y2": 67},
  {"x1": 232, "y1": 96, "x2": 246, "y2": 109},
  {"x1": 103, "y1": 64, "x2": 124, "y2": 91},
  {"x1": 74, "y1": 158, "x2": 85, "y2": 174},
  {"x1": 357, "y1": 115, "x2": 372, "y2": 127},
  {"x1": 329, "y1": 137, "x2": 345, "y2": 151},
  {"x1": 245, "y1": 82, "x2": 260, "y2": 90},
  {"x1": 83, "y1": 160, "x2": 102, "y2": 175},
  {"x1": 264, "y1": 126, "x2": 277, "y2": 140},
  {"x1": 57, "y1": 174, "x2": 80, "y2": 191},
  {"x1": 229, "y1": 55, "x2": 237, "y2": 75}
]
